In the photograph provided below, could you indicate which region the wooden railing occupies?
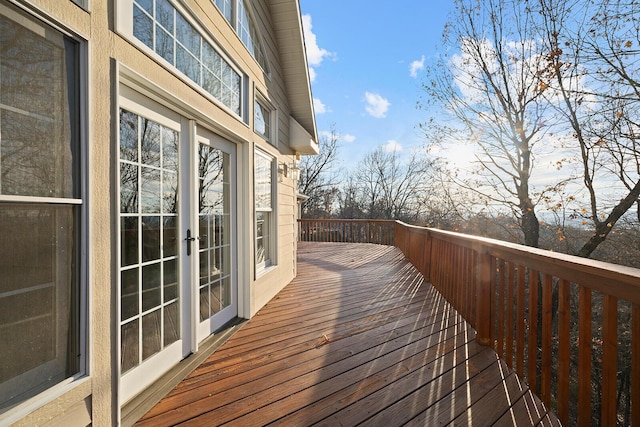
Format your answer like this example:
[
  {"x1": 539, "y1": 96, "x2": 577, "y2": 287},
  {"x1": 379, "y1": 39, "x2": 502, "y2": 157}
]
[
  {"x1": 298, "y1": 219, "x2": 640, "y2": 426},
  {"x1": 298, "y1": 219, "x2": 395, "y2": 245}
]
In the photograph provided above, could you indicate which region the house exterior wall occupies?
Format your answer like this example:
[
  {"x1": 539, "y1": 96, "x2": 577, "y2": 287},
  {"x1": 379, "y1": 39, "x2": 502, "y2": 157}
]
[{"x1": 0, "y1": 0, "x2": 315, "y2": 425}]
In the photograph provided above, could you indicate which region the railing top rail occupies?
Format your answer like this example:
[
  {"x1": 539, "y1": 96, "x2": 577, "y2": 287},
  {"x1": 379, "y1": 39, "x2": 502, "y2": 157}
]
[
  {"x1": 396, "y1": 221, "x2": 640, "y2": 305},
  {"x1": 298, "y1": 219, "x2": 396, "y2": 224}
]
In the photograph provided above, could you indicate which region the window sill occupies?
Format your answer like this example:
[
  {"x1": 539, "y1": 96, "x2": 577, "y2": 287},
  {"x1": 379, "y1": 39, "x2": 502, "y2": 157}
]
[{"x1": 255, "y1": 263, "x2": 278, "y2": 280}]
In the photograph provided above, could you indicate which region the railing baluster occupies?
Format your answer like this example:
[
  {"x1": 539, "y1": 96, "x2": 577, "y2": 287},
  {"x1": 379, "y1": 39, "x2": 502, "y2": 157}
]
[
  {"x1": 557, "y1": 279, "x2": 571, "y2": 424},
  {"x1": 516, "y1": 265, "x2": 525, "y2": 378},
  {"x1": 602, "y1": 295, "x2": 618, "y2": 425},
  {"x1": 541, "y1": 273, "x2": 553, "y2": 406},
  {"x1": 528, "y1": 268, "x2": 539, "y2": 395},
  {"x1": 476, "y1": 252, "x2": 493, "y2": 347},
  {"x1": 633, "y1": 304, "x2": 640, "y2": 426},
  {"x1": 497, "y1": 259, "x2": 506, "y2": 359},
  {"x1": 578, "y1": 286, "x2": 592, "y2": 426},
  {"x1": 506, "y1": 261, "x2": 515, "y2": 368}
]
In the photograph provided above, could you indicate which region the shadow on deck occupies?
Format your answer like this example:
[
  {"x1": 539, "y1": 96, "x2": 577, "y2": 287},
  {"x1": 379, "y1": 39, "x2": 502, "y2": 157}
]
[{"x1": 136, "y1": 242, "x2": 559, "y2": 426}]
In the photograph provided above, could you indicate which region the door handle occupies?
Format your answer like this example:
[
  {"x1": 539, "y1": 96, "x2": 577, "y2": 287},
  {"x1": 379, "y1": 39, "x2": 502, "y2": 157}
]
[{"x1": 185, "y1": 228, "x2": 196, "y2": 256}]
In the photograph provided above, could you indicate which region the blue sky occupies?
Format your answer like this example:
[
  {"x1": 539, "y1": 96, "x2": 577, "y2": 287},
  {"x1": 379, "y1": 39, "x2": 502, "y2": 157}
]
[{"x1": 299, "y1": 1, "x2": 455, "y2": 166}]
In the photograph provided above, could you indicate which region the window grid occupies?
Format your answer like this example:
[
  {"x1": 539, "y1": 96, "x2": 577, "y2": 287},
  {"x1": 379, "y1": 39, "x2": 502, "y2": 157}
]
[
  {"x1": 211, "y1": 0, "x2": 268, "y2": 71},
  {"x1": 132, "y1": 0, "x2": 242, "y2": 115},
  {"x1": 119, "y1": 109, "x2": 180, "y2": 374}
]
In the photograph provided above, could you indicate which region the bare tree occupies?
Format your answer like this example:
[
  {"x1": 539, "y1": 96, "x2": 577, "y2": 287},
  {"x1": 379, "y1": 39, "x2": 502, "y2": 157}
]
[
  {"x1": 352, "y1": 147, "x2": 431, "y2": 223},
  {"x1": 536, "y1": 0, "x2": 640, "y2": 258},
  {"x1": 421, "y1": 0, "x2": 556, "y2": 247},
  {"x1": 297, "y1": 126, "x2": 341, "y2": 218}
]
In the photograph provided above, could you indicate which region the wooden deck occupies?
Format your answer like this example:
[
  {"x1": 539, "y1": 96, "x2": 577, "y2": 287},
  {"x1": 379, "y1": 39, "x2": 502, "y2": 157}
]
[{"x1": 136, "y1": 242, "x2": 559, "y2": 426}]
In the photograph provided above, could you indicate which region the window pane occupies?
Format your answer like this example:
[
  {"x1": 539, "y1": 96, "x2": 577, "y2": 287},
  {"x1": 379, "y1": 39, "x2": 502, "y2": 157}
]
[
  {"x1": 176, "y1": 13, "x2": 200, "y2": 57},
  {"x1": 199, "y1": 286, "x2": 209, "y2": 321},
  {"x1": 1, "y1": 16, "x2": 78, "y2": 198},
  {"x1": 142, "y1": 215, "x2": 161, "y2": 262},
  {"x1": 163, "y1": 216, "x2": 178, "y2": 257},
  {"x1": 121, "y1": 319, "x2": 139, "y2": 373},
  {"x1": 120, "y1": 163, "x2": 139, "y2": 213},
  {"x1": 213, "y1": 0, "x2": 232, "y2": 23},
  {"x1": 121, "y1": 217, "x2": 139, "y2": 266},
  {"x1": 254, "y1": 101, "x2": 270, "y2": 139},
  {"x1": 163, "y1": 260, "x2": 178, "y2": 302},
  {"x1": 156, "y1": 0, "x2": 174, "y2": 31},
  {"x1": 176, "y1": 45, "x2": 200, "y2": 84},
  {"x1": 120, "y1": 110, "x2": 138, "y2": 162},
  {"x1": 133, "y1": 5, "x2": 153, "y2": 49},
  {"x1": 163, "y1": 302, "x2": 179, "y2": 346},
  {"x1": 0, "y1": 204, "x2": 79, "y2": 409},
  {"x1": 254, "y1": 153, "x2": 272, "y2": 210},
  {"x1": 121, "y1": 268, "x2": 139, "y2": 321},
  {"x1": 140, "y1": 167, "x2": 161, "y2": 213},
  {"x1": 237, "y1": 0, "x2": 268, "y2": 70},
  {"x1": 156, "y1": 26, "x2": 175, "y2": 64},
  {"x1": 142, "y1": 263, "x2": 161, "y2": 312},
  {"x1": 142, "y1": 309, "x2": 162, "y2": 360}
]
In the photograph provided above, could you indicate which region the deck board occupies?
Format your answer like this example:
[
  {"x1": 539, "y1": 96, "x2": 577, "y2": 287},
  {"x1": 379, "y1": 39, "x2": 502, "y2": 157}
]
[{"x1": 136, "y1": 242, "x2": 558, "y2": 426}]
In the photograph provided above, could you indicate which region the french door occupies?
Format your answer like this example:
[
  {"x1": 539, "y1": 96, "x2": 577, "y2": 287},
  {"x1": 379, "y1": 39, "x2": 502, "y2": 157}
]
[{"x1": 118, "y1": 88, "x2": 237, "y2": 403}]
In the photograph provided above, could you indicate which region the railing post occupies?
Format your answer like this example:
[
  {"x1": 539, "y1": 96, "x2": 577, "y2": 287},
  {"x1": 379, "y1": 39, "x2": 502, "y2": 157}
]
[
  {"x1": 423, "y1": 229, "x2": 432, "y2": 282},
  {"x1": 476, "y1": 252, "x2": 492, "y2": 347}
]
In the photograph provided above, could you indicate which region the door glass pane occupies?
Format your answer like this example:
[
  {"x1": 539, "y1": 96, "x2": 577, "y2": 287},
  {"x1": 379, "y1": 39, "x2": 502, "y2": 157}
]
[
  {"x1": 198, "y1": 144, "x2": 231, "y2": 322},
  {"x1": 119, "y1": 109, "x2": 180, "y2": 373},
  {"x1": 142, "y1": 309, "x2": 162, "y2": 360},
  {"x1": 121, "y1": 320, "x2": 139, "y2": 374}
]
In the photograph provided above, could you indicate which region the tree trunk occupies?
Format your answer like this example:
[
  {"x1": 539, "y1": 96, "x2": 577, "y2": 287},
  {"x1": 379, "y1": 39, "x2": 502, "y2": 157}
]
[
  {"x1": 521, "y1": 207, "x2": 540, "y2": 248},
  {"x1": 577, "y1": 182, "x2": 640, "y2": 258}
]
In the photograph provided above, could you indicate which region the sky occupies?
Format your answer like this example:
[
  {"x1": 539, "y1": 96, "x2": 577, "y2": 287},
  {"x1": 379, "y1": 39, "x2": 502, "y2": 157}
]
[{"x1": 299, "y1": 1, "x2": 456, "y2": 167}]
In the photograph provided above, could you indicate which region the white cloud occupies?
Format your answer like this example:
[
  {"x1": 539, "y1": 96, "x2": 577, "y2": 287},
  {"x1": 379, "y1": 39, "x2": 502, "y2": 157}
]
[
  {"x1": 409, "y1": 55, "x2": 425, "y2": 78},
  {"x1": 382, "y1": 140, "x2": 403, "y2": 152},
  {"x1": 313, "y1": 98, "x2": 328, "y2": 114},
  {"x1": 319, "y1": 130, "x2": 356, "y2": 143},
  {"x1": 364, "y1": 92, "x2": 391, "y2": 118},
  {"x1": 302, "y1": 14, "x2": 333, "y2": 83},
  {"x1": 341, "y1": 133, "x2": 356, "y2": 143},
  {"x1": 308, "y1": 67, "x2": 317, "y2": 83}
]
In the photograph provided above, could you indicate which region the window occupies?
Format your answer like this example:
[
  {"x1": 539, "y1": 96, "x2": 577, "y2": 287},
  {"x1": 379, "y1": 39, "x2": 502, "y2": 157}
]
[
  {"x1": 130, "y1": 0, "x2": 242, "y2": 115},
  {"x1": 0, "y1": 3, "x2": 83, "y2": 412},
  {"x1": 254, "y1": 150, "x2": 274, "y2": 270},
  {"x1": 254, "y1": 99, "x2": 271, "y2": 142},
  {"x1": 212, "y1": 0, "x2": 268, "y2": 71}
]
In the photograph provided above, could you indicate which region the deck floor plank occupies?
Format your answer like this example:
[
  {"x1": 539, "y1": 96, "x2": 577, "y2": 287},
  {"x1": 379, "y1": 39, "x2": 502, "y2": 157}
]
[{"x1": 136, "y1": 242, "x2": 558, "y2": 427}]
